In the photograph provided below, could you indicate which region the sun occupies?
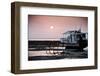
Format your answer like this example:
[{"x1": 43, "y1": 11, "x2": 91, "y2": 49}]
[{"x1": 50, "y1": 26, "x2": 54, "y2": 29}]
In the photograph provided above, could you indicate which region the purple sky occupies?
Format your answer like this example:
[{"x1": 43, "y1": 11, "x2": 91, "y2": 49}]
[{"x1": 28, "y1": 15, "x2": 88, "y2": 40}]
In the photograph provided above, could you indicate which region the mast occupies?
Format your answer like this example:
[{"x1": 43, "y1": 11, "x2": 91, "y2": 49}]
[{"x1": 78, "y1": 25, "x2": 81, "y2": 32}]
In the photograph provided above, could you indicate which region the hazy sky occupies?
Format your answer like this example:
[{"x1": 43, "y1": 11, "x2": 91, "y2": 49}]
[{"x1": 28, "y1": 15, "x2": 88, "y2": 40}]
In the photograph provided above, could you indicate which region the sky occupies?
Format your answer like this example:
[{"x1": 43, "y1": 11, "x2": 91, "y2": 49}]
[{"x1": 28, "y1": 15, "x2": 88, "y2": 40}]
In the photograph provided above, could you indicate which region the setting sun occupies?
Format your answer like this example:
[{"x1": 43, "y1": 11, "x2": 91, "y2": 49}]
[{"x1": 50, "y1": 26, "x2": 54, "y2": 29}]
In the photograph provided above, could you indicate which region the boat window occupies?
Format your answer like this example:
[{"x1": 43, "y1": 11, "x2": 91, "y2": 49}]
[{"x1": 64, "y1": 33, "x2": 70, "y2": 38}]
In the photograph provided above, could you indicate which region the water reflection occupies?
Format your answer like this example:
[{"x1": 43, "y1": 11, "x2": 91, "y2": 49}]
[{"x1": 28, "y1": 49, "x2": 88, "y2": 61}]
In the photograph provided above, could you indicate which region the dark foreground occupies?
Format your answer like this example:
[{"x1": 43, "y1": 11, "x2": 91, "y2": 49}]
[{"x1": 28, "y1": 49, "x2": 88, "y2": 61}]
